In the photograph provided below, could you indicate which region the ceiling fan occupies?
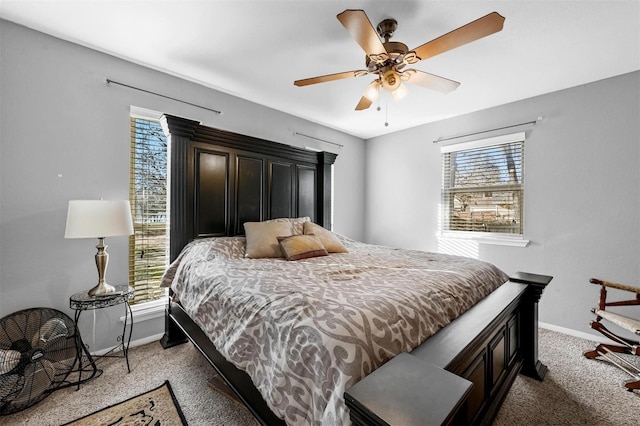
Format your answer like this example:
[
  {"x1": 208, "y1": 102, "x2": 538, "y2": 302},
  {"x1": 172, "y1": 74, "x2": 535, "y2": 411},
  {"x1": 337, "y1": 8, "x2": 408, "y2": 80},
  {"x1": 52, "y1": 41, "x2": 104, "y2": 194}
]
[{"x1": 294, "y1": 9, "x2": 505, "y2": 110}]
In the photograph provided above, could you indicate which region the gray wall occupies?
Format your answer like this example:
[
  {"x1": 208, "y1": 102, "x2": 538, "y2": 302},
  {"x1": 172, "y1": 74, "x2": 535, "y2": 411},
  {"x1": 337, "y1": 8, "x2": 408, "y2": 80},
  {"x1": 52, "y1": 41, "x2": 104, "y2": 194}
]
[
  {"x1": 2, "y1": 17, "x2": 638, "y2": 350},
  {"x1": 0, "y1": 20, "x2": 365, "y2": 350},
  {"x1": 365, "y1": 71, "x2": 640, "y2": 338}
]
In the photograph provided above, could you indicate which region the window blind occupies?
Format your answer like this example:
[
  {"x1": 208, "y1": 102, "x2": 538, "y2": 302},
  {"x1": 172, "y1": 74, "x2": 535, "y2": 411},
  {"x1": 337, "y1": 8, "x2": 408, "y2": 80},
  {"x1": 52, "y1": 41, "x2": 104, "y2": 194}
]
[
  {"x1": 441, "y1": 133, "x2": 525, "y2": 235},
  {"x1": 129, "y1": 117, "x2": 168, "y2": 305}
]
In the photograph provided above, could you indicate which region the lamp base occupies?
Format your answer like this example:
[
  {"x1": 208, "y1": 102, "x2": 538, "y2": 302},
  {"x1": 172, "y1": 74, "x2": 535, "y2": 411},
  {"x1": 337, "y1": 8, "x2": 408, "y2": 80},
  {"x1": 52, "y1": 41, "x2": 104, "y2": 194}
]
[
  {"x1": 87, "y1": 282, "x2": 116, "y2": 297},
  {"x1": 88, "y1": 237, "x2": 115, "y2": 297}
]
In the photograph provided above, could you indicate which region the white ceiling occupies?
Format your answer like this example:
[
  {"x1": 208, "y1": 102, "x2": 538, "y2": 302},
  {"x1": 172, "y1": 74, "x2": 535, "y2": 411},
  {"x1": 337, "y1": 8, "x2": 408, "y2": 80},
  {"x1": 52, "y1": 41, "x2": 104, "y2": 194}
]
[{"x1": 2, "y1": 1, "x2": 639, "y2": 139}]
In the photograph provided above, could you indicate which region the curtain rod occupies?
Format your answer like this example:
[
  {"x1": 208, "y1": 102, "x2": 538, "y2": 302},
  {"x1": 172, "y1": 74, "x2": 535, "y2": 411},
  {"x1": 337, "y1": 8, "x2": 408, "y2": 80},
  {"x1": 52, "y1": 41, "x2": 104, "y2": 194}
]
[
  {"x1": 105, "y1": 78, "x2": 222, "y2": 115},
  {"x1": 433, "y1": 116, "x2": 543, "y2": 144},
  {"x1": 294, "y1": 132, "x2": 344, "y2": 148}
]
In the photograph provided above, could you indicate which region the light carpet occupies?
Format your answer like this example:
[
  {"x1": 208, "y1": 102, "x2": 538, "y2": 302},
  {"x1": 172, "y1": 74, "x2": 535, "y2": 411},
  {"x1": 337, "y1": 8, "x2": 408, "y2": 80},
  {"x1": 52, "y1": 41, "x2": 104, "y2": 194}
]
[{"x1": 2, "y1": 328, "x2": 639, "y2": 425}]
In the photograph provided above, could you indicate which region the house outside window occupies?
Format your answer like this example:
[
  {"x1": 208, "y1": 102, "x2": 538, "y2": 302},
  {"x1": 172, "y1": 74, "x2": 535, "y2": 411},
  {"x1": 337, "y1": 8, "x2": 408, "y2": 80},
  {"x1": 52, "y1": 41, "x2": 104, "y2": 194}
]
[
  {"x1": 129, "y1": 115, "x2": 169, "y2": 305},
  {"x1": 441, "y1": 132, "x2": 525, "y2": 239}
]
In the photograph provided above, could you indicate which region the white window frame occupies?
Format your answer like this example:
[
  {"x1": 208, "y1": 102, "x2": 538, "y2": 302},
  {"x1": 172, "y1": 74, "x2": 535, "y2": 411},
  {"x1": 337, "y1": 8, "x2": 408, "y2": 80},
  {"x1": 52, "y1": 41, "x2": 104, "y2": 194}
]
[
  {"x1": 439, "y1": 132, "x2": 529, "y2": 247},
  {"x1": 128, "y1": 106, "x2": 169, "y2": 322}
]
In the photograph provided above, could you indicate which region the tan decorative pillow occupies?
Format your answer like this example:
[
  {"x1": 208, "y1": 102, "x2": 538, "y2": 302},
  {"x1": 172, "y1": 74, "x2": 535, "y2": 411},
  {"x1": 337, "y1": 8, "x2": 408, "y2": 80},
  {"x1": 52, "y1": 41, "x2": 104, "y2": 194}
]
[
  {"x1": 303, "y1": 222, "x2": 348, "y2": 253},
  {"x1": 244, "y1": 221, "x2": 293, "y2": 258},
  {"x1": 278, "y1": 234, "x2": 328, "y2": 261},
  {"x1": 264, "y1": 217, "x2": 310, "y2": 235}
]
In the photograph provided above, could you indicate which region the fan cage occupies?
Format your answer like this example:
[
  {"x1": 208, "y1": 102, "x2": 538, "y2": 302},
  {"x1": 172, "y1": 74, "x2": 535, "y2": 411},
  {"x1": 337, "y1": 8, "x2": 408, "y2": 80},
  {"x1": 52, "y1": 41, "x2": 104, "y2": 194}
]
[{"x1": 0, "y1": 307, "x2": 78, "y2": 415}]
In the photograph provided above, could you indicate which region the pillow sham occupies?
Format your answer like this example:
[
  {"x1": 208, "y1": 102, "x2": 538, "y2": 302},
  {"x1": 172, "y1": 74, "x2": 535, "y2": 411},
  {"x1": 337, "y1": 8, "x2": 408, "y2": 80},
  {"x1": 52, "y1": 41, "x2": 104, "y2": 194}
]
[
  {"x1": 278, "y1": 234, "x2": 328, "y2": 261},
  {"x1": 303, "y1": 222, "x2": 348, "y2": 253},
  {"x1": 244, "y1": 221, "x2": 293, "y2": 258},
  {"x1": 265, "y1": 217, "x2": 310, "y2": 235}
]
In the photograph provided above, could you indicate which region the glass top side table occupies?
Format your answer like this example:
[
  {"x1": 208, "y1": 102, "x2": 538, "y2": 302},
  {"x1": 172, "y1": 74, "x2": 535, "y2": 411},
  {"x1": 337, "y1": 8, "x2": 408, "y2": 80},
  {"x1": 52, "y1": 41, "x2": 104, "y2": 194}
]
[
  {"x1": 69, "y1": 285, "x2": 134, "y2": 387},
  {"x1": 70, "y1": 285, "x2": 134, "y2": 310}
]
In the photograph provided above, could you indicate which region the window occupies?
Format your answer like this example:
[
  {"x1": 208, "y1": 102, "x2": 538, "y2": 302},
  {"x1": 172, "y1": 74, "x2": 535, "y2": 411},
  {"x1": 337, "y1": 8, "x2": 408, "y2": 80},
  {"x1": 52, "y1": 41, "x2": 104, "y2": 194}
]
[
  {"x1": 129, "y1": 116, "x2": 169, "y2": 305},
  {"x1": 441, "y1": 132, "x2": 525, "y2": 238}
]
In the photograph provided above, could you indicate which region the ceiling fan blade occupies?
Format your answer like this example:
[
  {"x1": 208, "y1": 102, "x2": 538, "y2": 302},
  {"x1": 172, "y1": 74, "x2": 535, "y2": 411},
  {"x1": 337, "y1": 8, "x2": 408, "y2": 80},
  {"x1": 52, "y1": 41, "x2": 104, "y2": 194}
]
[
  {"x1": 404, "y1": 70, "x2": 460, "y2": 93},
  {"x1": 412, "y1": 12, "x2": 505, "y2": 61},
  {"x1": 337, "y1": 9, "x2": 387, "y2": 57},
  {"x1": 355, "y1": 81, "x2": 381, "y2": 110},
  {"x1": 294, "y1": 70, "x2": 367, "y2": 87},
  {"x1": 355, "y1": 96, "x2": 373, "y2": 111}
]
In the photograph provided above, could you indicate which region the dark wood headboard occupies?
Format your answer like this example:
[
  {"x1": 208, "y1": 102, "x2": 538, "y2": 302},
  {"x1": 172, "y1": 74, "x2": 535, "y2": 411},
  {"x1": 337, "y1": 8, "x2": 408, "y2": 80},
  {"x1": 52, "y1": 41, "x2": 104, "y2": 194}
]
[{"x1": 161, "y1": 115, "x2": 338, "y2": 261}]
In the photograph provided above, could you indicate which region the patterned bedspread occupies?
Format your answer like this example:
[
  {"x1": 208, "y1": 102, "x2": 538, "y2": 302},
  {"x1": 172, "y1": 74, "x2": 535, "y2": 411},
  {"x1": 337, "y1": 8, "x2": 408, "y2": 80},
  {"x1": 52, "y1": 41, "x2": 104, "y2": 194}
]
[{"x1": 163, "y1": 236, "x2": 509, "y2": 425}]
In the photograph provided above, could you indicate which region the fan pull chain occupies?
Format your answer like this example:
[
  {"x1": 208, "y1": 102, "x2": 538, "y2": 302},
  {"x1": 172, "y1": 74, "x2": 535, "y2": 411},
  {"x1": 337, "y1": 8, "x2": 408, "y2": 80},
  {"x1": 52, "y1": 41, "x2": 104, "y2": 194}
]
[
  {"x1": 385, "y1": 101, "x2": 389, "y2": 127},
  {"x1": 376, "y1": 96, "x2": 389, "y2": 127}
]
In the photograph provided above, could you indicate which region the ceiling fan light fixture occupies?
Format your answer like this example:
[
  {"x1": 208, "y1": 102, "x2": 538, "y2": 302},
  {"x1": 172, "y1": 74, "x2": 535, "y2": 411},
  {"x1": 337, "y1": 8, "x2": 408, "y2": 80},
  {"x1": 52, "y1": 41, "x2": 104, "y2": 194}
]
[
  {"x1": 392, "y1": 83, "x2": 408, "y2": 101},
  {"x1": 381, "y1": 69, "x2": 401, "y2": 92},
  {"x1": 364, "y1": 81, "x2": 381, "y2": 101}
]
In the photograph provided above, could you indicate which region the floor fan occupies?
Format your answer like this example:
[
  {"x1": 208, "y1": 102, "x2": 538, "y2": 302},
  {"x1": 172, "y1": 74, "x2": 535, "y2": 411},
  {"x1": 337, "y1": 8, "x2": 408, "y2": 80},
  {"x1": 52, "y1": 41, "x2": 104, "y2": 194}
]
[{"x1": 0, "y1": 308, "x2": 78, "y2": 415}]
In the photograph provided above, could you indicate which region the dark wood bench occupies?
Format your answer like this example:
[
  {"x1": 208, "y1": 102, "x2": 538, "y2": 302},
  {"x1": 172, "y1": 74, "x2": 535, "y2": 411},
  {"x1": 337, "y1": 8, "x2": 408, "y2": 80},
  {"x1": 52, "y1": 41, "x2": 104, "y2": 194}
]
[{"x1": 345, "y1": 353, "x2": 473, "y2": 425}]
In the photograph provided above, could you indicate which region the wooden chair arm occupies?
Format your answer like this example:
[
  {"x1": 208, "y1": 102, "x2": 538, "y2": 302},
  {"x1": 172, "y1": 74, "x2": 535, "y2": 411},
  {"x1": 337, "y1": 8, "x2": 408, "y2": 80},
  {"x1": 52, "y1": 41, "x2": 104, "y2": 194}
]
[{"x1": 590, "y1": 278, "x2": 640, "y2": 294}]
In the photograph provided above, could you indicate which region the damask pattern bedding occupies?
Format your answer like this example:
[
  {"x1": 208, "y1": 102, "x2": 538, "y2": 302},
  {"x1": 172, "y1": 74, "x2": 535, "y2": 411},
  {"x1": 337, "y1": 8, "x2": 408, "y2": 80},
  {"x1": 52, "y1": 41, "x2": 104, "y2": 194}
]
[{"x1": 163, "y1": 235, "x2": 509, "y2": 425}]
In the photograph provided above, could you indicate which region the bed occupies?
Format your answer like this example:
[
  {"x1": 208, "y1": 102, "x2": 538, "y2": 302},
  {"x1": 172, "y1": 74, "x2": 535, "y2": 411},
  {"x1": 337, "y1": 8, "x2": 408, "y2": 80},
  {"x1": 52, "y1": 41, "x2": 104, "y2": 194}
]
[{"x1": 159, "y1": 115, "x2": 549, "y2": 425}]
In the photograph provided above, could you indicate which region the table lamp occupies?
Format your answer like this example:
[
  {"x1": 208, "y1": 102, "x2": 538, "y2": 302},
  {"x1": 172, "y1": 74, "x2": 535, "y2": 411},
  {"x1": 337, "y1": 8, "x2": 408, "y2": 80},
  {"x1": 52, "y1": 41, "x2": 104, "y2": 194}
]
[{"x1": 65, "y1": 200, "x2": 134, "y2": 296}]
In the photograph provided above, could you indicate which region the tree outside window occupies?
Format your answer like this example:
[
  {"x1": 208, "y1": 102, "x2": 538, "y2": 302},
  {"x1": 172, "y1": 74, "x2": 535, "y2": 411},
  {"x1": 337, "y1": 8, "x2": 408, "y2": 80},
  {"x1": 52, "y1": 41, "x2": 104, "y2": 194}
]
[{"x1": 129, "y1": 117, "x2": 168, "y2": 305}]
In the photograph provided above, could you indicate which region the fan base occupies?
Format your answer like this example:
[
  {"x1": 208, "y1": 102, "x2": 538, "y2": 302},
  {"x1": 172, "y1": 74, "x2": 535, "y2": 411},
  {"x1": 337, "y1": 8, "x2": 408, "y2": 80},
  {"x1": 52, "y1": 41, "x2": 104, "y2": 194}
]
[{"x1": 376, "y1": 18, "x2": 397, "y2": 41}]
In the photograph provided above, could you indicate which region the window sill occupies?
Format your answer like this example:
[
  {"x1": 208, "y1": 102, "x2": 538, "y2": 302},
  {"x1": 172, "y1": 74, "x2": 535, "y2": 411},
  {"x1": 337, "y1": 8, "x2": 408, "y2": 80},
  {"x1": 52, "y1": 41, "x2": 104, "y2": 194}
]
[
  {"x1": 120, "y1": 297, "x2": 167, "y2": 324},
  {"x1": 437, "y1": 232, "x2": 530, "y2": 247}
]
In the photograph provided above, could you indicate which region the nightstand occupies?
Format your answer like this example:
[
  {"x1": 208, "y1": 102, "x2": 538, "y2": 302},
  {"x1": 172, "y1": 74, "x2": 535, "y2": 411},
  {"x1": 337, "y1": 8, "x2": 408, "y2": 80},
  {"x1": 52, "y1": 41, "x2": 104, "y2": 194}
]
[{"x1": 69, "y1": 285, "x2": 134, "y2": 388}]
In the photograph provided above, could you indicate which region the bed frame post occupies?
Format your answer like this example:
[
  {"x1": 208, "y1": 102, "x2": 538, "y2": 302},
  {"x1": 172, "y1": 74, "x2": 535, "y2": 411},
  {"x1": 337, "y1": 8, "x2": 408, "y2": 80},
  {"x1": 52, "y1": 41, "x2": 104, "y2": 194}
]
[
  {"x1": 510, "y1": 271, "x2": 553, "y2": 381},
  {"x1": 317, "y1": 151, "x2": 337, "y2": 229},
  {"x1": 160, "y1": 291, "x2": 189, "y2": 349},
  {"x1": 160, "y1": 114, "x2": 200, "y2": 262}
]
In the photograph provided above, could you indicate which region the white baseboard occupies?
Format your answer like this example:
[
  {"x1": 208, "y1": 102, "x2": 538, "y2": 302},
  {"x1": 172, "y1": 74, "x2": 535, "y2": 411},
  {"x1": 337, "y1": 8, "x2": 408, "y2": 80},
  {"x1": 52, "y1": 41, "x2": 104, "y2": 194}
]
[
  {"x1": 91, "y1": 332, "x2": 165, "y2": 356},
  {"x1": 129, "y1": 332, "x2": 166, "y2": 349},
  {"x1": 119, "y1": 299, "x2": 167, "y2": 324},
  {"x1": 539, "y1": 322, "x2": 608, "y2": 343}
]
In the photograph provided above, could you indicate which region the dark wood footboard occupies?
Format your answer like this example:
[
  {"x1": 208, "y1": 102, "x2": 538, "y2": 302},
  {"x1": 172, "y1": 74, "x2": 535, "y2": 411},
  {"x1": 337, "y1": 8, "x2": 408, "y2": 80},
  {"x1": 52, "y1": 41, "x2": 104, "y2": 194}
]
[{"x1": 411, "y1": 281, "x2": 527, "y2": 425}]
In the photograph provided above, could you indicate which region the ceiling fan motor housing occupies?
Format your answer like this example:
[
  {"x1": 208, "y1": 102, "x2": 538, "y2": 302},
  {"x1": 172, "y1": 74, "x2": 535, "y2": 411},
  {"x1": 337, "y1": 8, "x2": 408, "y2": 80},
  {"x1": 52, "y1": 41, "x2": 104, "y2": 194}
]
[
  {"x1": 366, "y1": 18, "x2": 419, "y2": 84},
  {"x1": 376, "y1": 18, "x2": 397, "y2": 41}
]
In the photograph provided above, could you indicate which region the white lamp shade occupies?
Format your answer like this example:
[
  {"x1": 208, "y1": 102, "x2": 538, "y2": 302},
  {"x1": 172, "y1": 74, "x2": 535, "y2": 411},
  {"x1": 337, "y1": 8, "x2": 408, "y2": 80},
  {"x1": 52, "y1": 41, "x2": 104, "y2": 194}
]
[{"x1": 65, "y1": 200, "x2": 134, "y2": 239}]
